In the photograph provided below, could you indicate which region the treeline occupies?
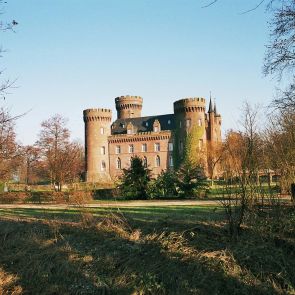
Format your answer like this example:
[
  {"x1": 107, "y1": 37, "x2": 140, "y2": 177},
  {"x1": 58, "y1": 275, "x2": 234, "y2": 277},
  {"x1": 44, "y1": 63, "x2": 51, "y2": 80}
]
[{"x1": 0, "y1": 111, "x2": 84, "y2": 190}]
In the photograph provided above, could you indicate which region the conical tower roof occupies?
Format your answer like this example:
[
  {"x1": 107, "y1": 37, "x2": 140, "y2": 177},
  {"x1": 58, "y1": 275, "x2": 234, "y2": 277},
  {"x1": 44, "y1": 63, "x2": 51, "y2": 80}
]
[{"x1": 208, "y1": 93, "x2": 214, "y2": 113}]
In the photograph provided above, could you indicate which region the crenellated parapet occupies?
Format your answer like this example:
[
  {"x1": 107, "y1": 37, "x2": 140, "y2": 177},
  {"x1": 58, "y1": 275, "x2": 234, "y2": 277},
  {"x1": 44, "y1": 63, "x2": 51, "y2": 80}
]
[
  {"x1": 83, "y1": 108, "x2": 112, "y2": 122},
  {"x1": 173, "y1": 97, "x2": 206, "y2": 114},
  {"x1": 115, "y1": 95, "x2": 143, "y2": 119}
]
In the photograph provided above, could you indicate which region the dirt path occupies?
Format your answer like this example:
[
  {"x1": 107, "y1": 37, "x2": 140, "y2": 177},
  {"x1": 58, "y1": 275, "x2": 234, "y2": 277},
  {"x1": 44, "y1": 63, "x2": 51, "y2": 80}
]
[{"x1": 0, "y1": 199, "x2": 220, "y2": 210}]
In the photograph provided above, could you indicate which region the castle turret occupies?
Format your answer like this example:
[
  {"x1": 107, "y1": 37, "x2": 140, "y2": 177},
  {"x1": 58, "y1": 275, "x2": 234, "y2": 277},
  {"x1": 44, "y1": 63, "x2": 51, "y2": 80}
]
[
  {"x1": 208, "y1": 96, "x2": 215, "y2": 141},
  {"x1": 173, "y1": 97, "x2": 207, "y2": 166},
  {"x1": 115, "y1": 95, "x2": 143, "y2": 119},
  {"x1": 214, "y1": 102, "x2": 222, "y2": 142},
  {"x1": 83, "y1": 108, "x2": 112, "y2": 183},
  {"x1": 207, "y1": 98, "x2": 222, "y2": 143}
]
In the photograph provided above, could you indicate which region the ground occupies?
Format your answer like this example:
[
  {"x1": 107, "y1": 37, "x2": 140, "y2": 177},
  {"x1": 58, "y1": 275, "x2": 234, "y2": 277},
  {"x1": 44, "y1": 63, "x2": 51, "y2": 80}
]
[{"x1": 0, "y1": 201, "x2": 294, "y2": 295}]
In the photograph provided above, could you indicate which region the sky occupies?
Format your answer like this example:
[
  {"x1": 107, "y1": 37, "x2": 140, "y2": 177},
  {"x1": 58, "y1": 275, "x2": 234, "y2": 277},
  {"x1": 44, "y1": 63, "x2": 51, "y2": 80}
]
[{"x1": 1, "y1": 0, "x2": 279, "y2": 145}]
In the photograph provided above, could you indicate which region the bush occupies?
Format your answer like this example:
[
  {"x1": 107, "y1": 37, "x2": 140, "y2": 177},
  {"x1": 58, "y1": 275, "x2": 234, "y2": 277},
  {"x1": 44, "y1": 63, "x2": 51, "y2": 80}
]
[
  {"x1": 176, "y1": 164, "x2": 208, "y2": 198},
  {"x1": 93, "y1": 188, "x2": 120, "y2": 199},
  {"x1": 0, "y1": 191, "x2": 94, "y2": 204},
  {"x1": 147, "y1": 170, "x2": 178, "y2": 199},
  {"x1": 0, "y1": 192, "x2": 30, "y2": 204}
]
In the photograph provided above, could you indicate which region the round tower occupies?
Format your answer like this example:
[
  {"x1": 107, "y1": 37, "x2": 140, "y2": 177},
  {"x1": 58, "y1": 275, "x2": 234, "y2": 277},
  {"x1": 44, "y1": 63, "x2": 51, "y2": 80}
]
[
  {"x1": 173, "y1": 97, "x2": 207, "y2": 166},
  {"x1": 115, "y1": 95, "x2": 143, "y2": 119},
  {"x1": 83, "y1": 108, "x2": 112, "y2": 183}
]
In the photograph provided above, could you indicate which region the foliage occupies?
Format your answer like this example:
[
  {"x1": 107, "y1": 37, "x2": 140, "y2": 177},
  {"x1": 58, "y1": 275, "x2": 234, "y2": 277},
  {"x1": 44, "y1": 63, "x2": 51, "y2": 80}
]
[
  {"x1": 176, "y1": 163, "x2": 208, "y2": 198},
  {"x1": 172, "y1": 129, "x2": 181, "y2": 169},
  {"x1": 183, "y1": 125, "x2": 205, "y2": 167},
  {"x1": 147, "y1": 170, "x2": 178, "y2": 199},
  {"x1": 118, "y1": 156, "x2": 151, "y2": 199}
]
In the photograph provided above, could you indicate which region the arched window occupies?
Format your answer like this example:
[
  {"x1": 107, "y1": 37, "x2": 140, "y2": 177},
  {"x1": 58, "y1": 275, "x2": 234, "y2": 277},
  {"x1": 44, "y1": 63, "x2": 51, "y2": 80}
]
[
  {"x1": 101, "y1": 161, "x2": 106, "y2": 171},
  {"x1": 155, "y1": 155, "x2": 160, "y2": 167},
  {"x1": 143, "y1": 156, "x2": 147, "y2": 168},
  {"x1": 116, "y1": 158, "x2": 121, "y2": 169}
]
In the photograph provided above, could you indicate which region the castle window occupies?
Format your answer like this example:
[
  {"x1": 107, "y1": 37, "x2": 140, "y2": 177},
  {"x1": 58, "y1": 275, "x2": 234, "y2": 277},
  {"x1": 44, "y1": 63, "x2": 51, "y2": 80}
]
[
  {"x1": 179, "y1": 141, "x2": 183, "y2": 153},
  {"x1": 129, "y1": 144, "x2": 134, "y2": 153},
  {"x1": 127, "y1": 122, "x2": 133, "y2": 134},
  {"x1": 146, "y1": 122, "x2": 149, "y2": 127},
  {"x1": 116, "y1": 145, "x2": 121, "y2": 154},
  {"x1": 186, "y1": 119, "x2": 191, "y2": 127},
  {"x1": 142, "y1": 143, "x2": 147, "y2": 152},
  {"x1": 154, "y1": 126, "x2": 159, "y2": 132},
  {"x1": 169, "y1": 155, "x2": 173, "y2": 167},
  {"x1": 101, "y1": 161, "x2": 106, "y2": 171},
  {"x1": 198, "y1": 119, "x2": 202, "y2": 126},
  {"x1": 121, "y1": 123, "x2": 125, "y2": 128},
  {"x1": 168, "y1": 120, "x2": 171, "y2": 125},
  {"x1": 169, "y1": 143, "x2": 173, "y2": 151},
  {"x1": 116, "y1": 158, "x2": 121, "y2": 169},
  {"x1": 100, "y1": 127, "x2": 104, "y2": 135},
  {"x1": 154, "y1": 143, "x2": 160, "y2": 152},
  {"x1": 143, "y1": 156, "x2": 147, "y2": 168},
  {"x1": 179, "y1": 121, "x2": 182, "y2": 128},
  {"x1": 101, "y1": 146, "x2": 105, "y2": 155},
  {"x1": 199, "y1": 139, "x2": 203, "y2": 149},
  {"x1": 155, "y1": 155, "x2": 160, "y2": 167}
]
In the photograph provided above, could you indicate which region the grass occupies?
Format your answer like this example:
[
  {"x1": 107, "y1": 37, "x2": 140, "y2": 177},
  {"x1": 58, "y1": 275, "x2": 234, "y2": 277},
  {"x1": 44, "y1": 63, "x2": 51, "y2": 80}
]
[{"x1": 0, "y1": 204, "x2": 294, "y2": 294}]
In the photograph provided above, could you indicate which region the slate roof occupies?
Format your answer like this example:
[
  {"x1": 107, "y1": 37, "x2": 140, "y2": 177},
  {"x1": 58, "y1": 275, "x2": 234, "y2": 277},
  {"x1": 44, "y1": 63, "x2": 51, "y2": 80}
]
[{"x1": 111, "y1": 114, "x2": 175, "y2": 135}]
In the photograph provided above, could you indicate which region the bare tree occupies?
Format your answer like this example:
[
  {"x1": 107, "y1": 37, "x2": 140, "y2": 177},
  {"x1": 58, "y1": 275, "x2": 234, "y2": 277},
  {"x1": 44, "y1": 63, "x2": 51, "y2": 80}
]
[
  {"x1": 263, "y1": 1, "x2": 295, "y2": 111},
  {"x1": 37, "y1": 114, "x2": 84, "y2": 191},
  {"x1": 207, "y1": 141, "x2": 223, "y2": 186},
  {"x1": 264, "y1": 110, "x2": 295, "y2": 192},
  {"x1": 0, "y1": 108, "x2": 21, "y2": 181},
  {"x1": 220, "y1": 103, "x2": 262, "y2": 240},
  {"x1": 0, "y1": 0, "x2": 18, "y2": 100},
  {"x1": 20, "y1": 145, "x2": 40, "y2": 185}
]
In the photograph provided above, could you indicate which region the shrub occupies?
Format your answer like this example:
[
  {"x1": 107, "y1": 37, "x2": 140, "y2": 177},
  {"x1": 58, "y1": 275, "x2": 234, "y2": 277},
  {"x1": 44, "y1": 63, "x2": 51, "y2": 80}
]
[
  {"x1": 147, "y1": 170, "x2": 178, "y2": 199},
  {"x1": 0, "y1": 192, "x2": 30, "y2": 204},
  {"x1": 176, "y1": 163, "x2": 208, "y2": 198}
]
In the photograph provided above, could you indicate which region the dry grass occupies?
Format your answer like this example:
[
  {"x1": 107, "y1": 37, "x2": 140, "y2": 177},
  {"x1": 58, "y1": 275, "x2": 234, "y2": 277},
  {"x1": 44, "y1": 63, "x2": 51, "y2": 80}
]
[{"x1": 0, "y1": 206, "x2": 294, "y2": 294}]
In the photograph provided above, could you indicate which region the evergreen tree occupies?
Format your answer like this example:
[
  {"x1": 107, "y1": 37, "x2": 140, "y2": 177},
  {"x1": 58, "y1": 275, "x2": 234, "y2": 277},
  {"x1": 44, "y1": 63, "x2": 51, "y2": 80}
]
[
  {"x1": 176, "y1": 163, "x2": 208, "y2": 198},
  {"x1": 119, "y1": 156, "x2": 151, "y2": 199}
]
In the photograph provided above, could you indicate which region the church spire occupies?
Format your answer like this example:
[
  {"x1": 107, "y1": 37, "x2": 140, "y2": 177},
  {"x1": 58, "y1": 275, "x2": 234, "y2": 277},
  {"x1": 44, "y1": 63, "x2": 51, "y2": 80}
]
[
  {"x1": 208, "y1": 92, "x2": 214, "y2": 113},
  {"x1": 214, "y1": 99, "x2": 217, "y2": 114}
]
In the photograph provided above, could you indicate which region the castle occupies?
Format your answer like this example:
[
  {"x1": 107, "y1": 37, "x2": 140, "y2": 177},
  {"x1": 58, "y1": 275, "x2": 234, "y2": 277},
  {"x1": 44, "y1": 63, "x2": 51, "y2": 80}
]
[{"x1": 83, "y1": 95, "x2": 222, "y2": 183}]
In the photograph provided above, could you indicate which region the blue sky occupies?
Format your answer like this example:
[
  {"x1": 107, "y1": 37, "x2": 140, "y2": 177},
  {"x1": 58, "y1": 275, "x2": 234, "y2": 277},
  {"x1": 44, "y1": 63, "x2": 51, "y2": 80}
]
[{"x1": 1, "y1": 0, "x2": 278, "y2": 144}]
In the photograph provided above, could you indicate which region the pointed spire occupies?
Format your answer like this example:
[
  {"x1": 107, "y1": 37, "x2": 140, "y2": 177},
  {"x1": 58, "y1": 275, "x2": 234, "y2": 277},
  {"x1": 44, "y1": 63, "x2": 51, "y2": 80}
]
[
  {"x1": 208, "y1": 92, "x2": 214, "y2": 113},
  {"x1": 214, "y1": 98, "x2": 217, "y2": 114}
]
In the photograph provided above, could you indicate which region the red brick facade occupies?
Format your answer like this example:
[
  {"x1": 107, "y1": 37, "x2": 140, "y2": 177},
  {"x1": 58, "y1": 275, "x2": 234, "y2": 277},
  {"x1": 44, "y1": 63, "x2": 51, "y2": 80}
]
[{"x1": 83, "y1": 95, "x2": 222, "y2": 183}]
